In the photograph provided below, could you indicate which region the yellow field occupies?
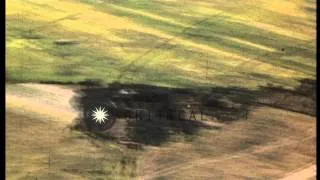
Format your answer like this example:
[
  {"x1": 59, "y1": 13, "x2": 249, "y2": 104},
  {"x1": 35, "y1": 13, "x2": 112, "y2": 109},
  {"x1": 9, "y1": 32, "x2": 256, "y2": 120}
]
[{"x1": 6, "y1": 0, "x2": 316, "y2": 89}]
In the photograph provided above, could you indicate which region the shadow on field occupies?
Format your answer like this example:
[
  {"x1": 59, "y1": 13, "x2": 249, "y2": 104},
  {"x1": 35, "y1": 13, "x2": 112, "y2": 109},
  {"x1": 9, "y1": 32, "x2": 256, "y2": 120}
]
[
  {"x1": 258, "y1": 78, "x2": 316, "y2": 116},
  {"x1": 70, "y1": 78, "x2": 315, "y2": 147}
]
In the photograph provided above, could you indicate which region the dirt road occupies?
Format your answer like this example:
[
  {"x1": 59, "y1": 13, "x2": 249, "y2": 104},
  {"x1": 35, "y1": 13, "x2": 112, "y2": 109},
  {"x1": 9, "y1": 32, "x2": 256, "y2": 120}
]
[
  {"x1": 6, "y1": 83, "x2": 78, "y2": 124},
  {"x1": 279, "y1": 164, "x2": 316, "y2": 180}
]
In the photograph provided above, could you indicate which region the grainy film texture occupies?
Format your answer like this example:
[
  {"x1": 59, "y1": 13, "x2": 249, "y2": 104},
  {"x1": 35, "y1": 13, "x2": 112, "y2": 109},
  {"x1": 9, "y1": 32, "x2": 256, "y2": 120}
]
[{"x1": 6, "y1": 0, "x2": 316, "y2": 179}]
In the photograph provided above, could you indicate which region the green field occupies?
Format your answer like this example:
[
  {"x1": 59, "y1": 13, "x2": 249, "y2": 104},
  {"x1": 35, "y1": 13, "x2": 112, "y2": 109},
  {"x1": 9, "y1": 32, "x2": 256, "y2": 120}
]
[{"x1": 6, "y1": 0, "x2": 316, "y2": 89}]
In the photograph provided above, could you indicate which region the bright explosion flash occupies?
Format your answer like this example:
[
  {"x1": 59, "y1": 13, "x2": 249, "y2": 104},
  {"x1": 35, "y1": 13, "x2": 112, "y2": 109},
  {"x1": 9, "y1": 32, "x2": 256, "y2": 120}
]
[{"x1": 91, "y1": 106, "x2": 109, "y2": 124}]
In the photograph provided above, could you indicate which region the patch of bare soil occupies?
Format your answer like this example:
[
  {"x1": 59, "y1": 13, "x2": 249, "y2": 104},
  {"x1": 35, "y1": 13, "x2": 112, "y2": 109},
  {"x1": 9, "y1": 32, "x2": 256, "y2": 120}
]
[{"x1": 5, "y1": 79, "x2": 316, "y2": 179}]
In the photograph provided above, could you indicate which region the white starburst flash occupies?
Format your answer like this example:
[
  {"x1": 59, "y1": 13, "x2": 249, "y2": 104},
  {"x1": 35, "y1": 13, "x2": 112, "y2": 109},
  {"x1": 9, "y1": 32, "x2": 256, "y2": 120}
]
[{"x1": 91, "y1": 106, "x2": 109, "y2": 124}]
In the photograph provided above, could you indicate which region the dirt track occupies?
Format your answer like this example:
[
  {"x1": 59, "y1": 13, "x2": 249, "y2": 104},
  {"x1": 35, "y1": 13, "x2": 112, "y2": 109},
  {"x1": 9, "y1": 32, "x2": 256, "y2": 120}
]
[{"x1": 6, "y1": 83, "x2": 78, "y2": 124}]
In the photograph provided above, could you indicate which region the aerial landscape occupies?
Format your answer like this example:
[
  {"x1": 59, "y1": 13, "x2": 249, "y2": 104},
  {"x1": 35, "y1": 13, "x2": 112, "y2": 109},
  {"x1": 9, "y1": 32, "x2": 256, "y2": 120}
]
[{"x1": 6, "y1": 0, "x2": 316, "y2": 179}]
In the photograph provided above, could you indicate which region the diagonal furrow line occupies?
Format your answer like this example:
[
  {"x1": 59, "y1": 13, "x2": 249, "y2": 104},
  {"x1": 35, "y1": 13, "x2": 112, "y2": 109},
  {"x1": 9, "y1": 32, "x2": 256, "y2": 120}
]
[
  {"x1": 117, "y1": 12, "x2": 225, "y2": 81},
  {"x1": 143, "y1": 135, "x2": 315, "y2": 179}
]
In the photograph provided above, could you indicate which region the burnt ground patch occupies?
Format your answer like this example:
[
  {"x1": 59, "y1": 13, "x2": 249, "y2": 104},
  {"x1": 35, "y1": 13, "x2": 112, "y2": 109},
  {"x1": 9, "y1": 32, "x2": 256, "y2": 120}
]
[
  {"x1": 257, "y1": 78, "x2": 316, "y2": 116},
  {"x1": 70, "y1": 78, "x2": 315, "y2": 146}
]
